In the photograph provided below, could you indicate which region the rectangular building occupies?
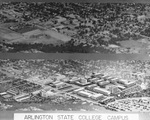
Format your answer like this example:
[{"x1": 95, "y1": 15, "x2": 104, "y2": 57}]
[
  {"x1": 73, "y1": 88, "x2": 84, "y2": 93},
  {"x1": 7, "y1": 89, "x2": 18, "y2": 96},
  {"x1": 124, "y1": 81, "x2": 136, "y2": 88},
  {"x1": 98, "y1": 81, "x2": 110, "y2": 87},
  {"x1": 93, "y1": 87, "x2": 111, "y2": 96},
  {"x1": 116, "y1": 84, "x2": 126, "y2": 90},
  {"x1": 15, "y1": 96, "x2": 31, "y2": 102},
  {"x1": 77, "y1": 91, "x2": 92, "y2": 98},
  {"x1": 13, "y1": 93, "x2": 30, "y2": 100},
  {"x1": 117, "y1": 79, "x2": 127, "y2": 85},
  {"x1": 91, "y1": 94, "x2": 104, "y2": 100}
]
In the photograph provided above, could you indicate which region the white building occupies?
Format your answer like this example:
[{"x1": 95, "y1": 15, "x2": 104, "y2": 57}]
[
  {"x1": 78, "y1": 91, "x2": 92, "y2": 98},
  {"x1": 91, "y1": 94, "x2": 103, "y2": 100},
  {"x1": 13, "y1": 93, "x2": 30, "y2": 102},
  {"x1": 93, "y1": 87, "x2": 111, "y2": 96}
]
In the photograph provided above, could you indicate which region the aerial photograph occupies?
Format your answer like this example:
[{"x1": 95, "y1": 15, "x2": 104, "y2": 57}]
[
  {"x1": 1, "y1": 2, "x2": 150, "y2": 53},
  {"x1": 0, "y1": 59, "x2": 150, "y2": 112}
]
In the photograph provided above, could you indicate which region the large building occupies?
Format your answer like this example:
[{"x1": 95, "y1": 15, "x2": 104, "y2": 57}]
[
  {"x1": 89, "y1": 78, "x2": 100, "y2": 83},
  {"x1": 124, "y1": 81, "x2": 136, "y2": 88},
  {"x1": 91, "y1": 94, "x2": 104, "y2": 101},
  {"x1": 13, "y1": 93, "x2": 31, "y2": 102},
  {"x1": 116, "y1": 84, "x2": 126, "y2": 90},
  {"x1": 110, "y1": 86, "x2": 122, "y2": 95},
  {"x1": 107, "y1": 78, "x2": 119, "y2": 84},
  {"x1": 7, "y1": 89, "x2": 19, "y2": 96},
  {"x1": 74, "y1": 79, "x2": 92, "y2": 86},
  {"x1": 97, "y1": 80, "x2": 110, "y2": 87},
  {"x1": 93, "y1": 87, "x2": 111, "y2": 96},
  {"x1": 73, "y1": 88, "x2": 84, "y2": 93},
  {"x1": 77, "y1": 91, "x2": 92, "y2": 98}
]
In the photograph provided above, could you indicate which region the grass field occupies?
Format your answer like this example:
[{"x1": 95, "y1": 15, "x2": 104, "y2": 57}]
[
  {"x1": 0, "y1": 27, "x2": 23, "y2": 41},
  {"x1": 8, "y1": 34, "x2": 64, "y2": 45},
  {"x1": 13, "y1": 26, "x2": 38, "y2": 34},
  {"x1": 118, "y1": 39, "x2": 150, "y2": 54},
  {"x1": 7, "y1": 29, "x2": 71, "y2": 45},
  {"x1": 45, "y1": 30, "x2": 72, "y2": 42}
]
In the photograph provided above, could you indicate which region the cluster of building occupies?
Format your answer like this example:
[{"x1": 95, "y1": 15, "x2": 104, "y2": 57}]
[
  {"x1": 0, "y1": 59, "x2": 149, "y2": 111},
  {"x1": 70, "y1": 74, "x2": 139, "y2": 100},
  {"x1": 0, "y1": 71, "x2": 140, "y2": 108},
  {"x1": 0, "y1": 79, "x2": 42, "y2": 102}
]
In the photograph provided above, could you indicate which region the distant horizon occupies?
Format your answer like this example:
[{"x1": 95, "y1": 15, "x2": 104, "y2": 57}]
[
  {"x1": 0, "y1": 53, "x2": 150, "y2": 60},
  {"x1": 1, "y1": 0, "x2": 150, "y2": 3}
]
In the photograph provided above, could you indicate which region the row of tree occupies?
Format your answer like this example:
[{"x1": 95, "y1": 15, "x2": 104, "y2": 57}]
[{"x1": 2, "y1": 42, "x2": 114, "y2": 53}]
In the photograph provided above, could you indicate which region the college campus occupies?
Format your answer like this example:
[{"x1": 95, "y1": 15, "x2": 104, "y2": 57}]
[
  {"x1": 0, "y1": 59, "x2": 150, "y2": 112},
  {"x1": 1, "y1": 2, "x2": 150, "y2": 53}
]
